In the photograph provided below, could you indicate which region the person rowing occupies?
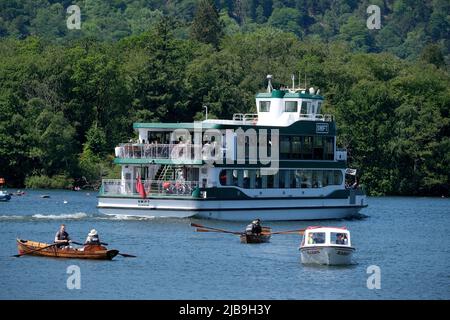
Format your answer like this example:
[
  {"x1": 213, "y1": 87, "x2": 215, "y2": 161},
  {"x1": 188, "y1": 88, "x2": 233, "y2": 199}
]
[
  {"x1": 245, "y1": 219, "x2": 263, "y2": 235},
  {"x1": 54, "y1": 224, "x2": 72, "y2": 248}
]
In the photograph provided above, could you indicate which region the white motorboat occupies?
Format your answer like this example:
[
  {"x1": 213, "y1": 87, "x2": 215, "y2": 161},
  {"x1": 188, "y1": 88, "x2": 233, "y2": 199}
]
[
  {"x1": 0, "y1": 190, "x2": 11, "y2": 202},
  {"x1": 299, "y1": 226, "x2": 355, "y2": 265}
]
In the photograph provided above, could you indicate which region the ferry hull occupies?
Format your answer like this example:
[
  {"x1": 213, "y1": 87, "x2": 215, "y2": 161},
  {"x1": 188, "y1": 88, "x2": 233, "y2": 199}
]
[
  {"x1": 97, "y1": 196, "x2": 366, "y2": 221},
  {"x1": 300, "y1": 246, "x2": 355, "y2": 265}
]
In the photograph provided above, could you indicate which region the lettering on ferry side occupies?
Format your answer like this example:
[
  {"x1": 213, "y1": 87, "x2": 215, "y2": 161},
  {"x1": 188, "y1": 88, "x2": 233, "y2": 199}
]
[
  {"x1": 137, "y1": 199, "x2": 150, "y2": 206},
  {"x1": 179, "y1": 304, "x2": 213, "y2": 317},
  {"x1": 316, "y1": 123, "x2": 329, "y2": 134}
]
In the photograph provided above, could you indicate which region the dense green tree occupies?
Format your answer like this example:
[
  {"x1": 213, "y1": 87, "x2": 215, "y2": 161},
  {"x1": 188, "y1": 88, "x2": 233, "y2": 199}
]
[
  {"x1": 421, "y1": 44, "x2": 446, "y2": 68},
  {"x1": 190, "y1": 0, "x2": 223, "y2": 48},
  {"x1": 268, "y1": 7, "x2": 302, "y2": 37}
]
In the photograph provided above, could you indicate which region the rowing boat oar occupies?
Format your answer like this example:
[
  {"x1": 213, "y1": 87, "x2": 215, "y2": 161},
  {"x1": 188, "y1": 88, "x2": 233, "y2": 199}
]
[
  {"x1": 270, "y1": 229, "x2": 305, "y2": 235},
  {"x1": 13, "y1": 243, "x2": 58, "y2": 257},
  {"x1": 191, "y1": 223, "x2": 242, "y2": 235},
  {"x1": 196, "y1": 228, "x2": 243, "y2": 235},
  {"x1": 117, "y1": 252, "x2": 136, "y2": 258}
]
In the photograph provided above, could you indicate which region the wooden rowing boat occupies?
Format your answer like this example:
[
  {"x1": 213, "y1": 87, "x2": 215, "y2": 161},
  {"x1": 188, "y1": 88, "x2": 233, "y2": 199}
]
[
  {"x1": 16, "y1": 239, "x2": 119, "y2": 260},
  {"x1": 240, "y1": 227, "x2": 271, "y2": 244},
  {"x1": 240, "y1": 233, "x2": 271, "y2": 243}
]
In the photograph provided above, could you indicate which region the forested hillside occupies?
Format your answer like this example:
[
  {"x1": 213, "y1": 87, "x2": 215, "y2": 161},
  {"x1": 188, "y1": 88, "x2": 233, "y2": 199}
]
[
  {"x1": 0, "y1": 1, "x2": 449, "y2": 196},
  {"x1": 1, "y1": 0, "x2": 449, "y2": 62}
]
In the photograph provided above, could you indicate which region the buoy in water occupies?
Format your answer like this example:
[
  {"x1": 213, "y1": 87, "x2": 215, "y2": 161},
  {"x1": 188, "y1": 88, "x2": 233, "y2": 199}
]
[{"x1": 63, "y1": 200, "x2": 68, "y2": 204}]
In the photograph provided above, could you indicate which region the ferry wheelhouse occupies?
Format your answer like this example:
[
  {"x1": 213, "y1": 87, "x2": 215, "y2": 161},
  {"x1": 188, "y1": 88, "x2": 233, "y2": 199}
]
[{"x1": 97, "y1": 76, "x2": 367, "y2": 220}]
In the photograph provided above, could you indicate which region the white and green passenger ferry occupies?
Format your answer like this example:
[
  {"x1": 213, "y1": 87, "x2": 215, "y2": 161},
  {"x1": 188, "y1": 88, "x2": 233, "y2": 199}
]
[{"x1": 98, "y1": 76, "x2": 367, "y2": 220}]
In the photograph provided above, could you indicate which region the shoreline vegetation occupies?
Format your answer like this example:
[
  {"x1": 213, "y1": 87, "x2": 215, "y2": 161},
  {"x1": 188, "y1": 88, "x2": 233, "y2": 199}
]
[{"x1": 0, "y1": 1, "x2": 449, "y2": 197}]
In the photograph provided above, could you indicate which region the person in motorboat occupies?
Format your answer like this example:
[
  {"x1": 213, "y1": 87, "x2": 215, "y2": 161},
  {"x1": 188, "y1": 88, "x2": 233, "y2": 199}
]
[
  {"x1": 307, "y1": 233, "x2": 315, "y2": 244},
  {"x1": 342, "y1": 234, "x2": 348, "y2": 245},
  {"x1": 245, "y1": 219, "x2": 262, "y2": 235},
  {"x1": 336, "y1": 233, "x2": 345, "y2": 244},
  {"x1": 54, "y1": 224, "x2": 72, "y2": 248}
]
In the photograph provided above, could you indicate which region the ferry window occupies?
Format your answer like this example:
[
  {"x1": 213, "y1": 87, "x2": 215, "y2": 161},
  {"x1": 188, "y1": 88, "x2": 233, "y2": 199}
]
[
  {"x1": 267, "y1": 173, "x2": 274, "y2": 188},
  {"x1": 302, "y1": 136, "x2": 313, "y2": 159},
  {"x1": 232, "y1": 170, "x2": 239, "y2": 186},
  {"x1": 331, "y1": 232, "x2": 348, "y2": 245},
  {"x1": 280, "y1": 136, "x2": 290, "y2": 159},
  {"x1": 313, "y1": 136, "x2": 324, "y2": 160},
  {"x1": 255, "y1": 170, "x2": 262, "y2": 189},
  {"x1": 261, "y1": 174, "x2": 267, "y2": 189},
  {"x1": 295, "y1": 171, "x2": 302, "y2": 188},
  {"x1": 219, "y1": 170, "x2": 227, "y2": 186},
  {"x1": 300, "y1": 101, "x2": 309, "y2": 115},
  {"x1": 334, "y1": 170, "x2": 343, "y2": 185},
  {"x1": 325, "y1": 137, "x2": 334, "y2": 160},
  {"x1": 248, "y1": 170, "x2": 254, "y2": 189},
  {"x1": 279, "y1": 170, "x2": 286, "y2": 189},
  {"x1": 325, "y1": 170, "x2": 334, "y2": 186},
  {"x1": 317, "y1": 101, "x2": 323, "y2": 113},
  {"x1": 284, "y1": 101, "x2": 298, "y2": 112},
  {"x1": 226, "y1": 169, "x2": 233, "y2": 186},
  {"x1": 307, "y1": 232, "x2": 326, "y2": 244},
  {"x1": 312, "y1": 171, "x2": 319, "y2": 188},
  {"x1": 241, "y1": 170, "x2": 249, "y2": 188},
  {"x1": 237, "y1": 170, "x2": 244, "y2": 188},
  {"x1": 296, "y1": 170, "x2": 307, "y2": 188},
  {"x1": 289, "y1": 170, "x2": 296, "y2": 188},
  {"x1": 292, "y1": 136, "x2": 301, "y2": 159},
  {"x1": 318, "y1": 171, "x2": 326, "y2": 188},
  {"x1": 259, "y1": 101, "x2": 271, "y2": 112},
  {"x1": 273, "y1": 171, "x2": 279, "y2": 188}
]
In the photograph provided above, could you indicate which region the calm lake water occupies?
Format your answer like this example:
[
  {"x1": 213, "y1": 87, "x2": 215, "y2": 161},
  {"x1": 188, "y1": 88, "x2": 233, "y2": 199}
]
[{"x1": 0, "y1": 189, "x2": 449, "y2": 300}]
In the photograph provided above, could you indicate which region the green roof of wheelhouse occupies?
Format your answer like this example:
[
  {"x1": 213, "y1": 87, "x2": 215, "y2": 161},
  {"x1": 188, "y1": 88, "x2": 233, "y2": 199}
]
[
  {"x1": 256, "y1": 89, "x2": 324, "y2": 100},
  {"x1": 133, "y1": 122, "x2": 221, "y2": 129}
]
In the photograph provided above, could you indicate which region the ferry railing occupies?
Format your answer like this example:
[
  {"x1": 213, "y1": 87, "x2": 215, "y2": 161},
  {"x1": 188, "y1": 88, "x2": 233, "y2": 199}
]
[
  {"x1": 232, "y1": 113, "x2": 258, "y2": 124},
  {"x1": 101, "y1": 179, "x2": 200, "y2": 197},
  {"x1": 115, "y1": 143, "x2": 201, "y2": 160},
  {"x1": 299, "y1": 114, "x2": 334, "y2": 121},
  {"x1": 115, "y1": 143, "x2": 227, "y2": 161}
]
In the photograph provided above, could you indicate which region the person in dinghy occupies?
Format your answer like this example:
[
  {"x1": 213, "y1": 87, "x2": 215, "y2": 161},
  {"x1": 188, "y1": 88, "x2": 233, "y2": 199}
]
[
  {"x1": 54, "y1": 224, "x2": 72, "y2": 249},
  {"x1": 84, "y1": 229, "x2": 101, "y2": 245},
  {"x1": 245, "y1": 219, "x2": 263, "y2": 235},
  {"x1": 81, "y1": 229, "x2": 106, "y2": 251}
]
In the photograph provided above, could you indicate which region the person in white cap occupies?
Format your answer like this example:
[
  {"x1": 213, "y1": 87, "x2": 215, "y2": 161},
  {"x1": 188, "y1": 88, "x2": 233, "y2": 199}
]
[{"x1": 84, "y1": 229, "x2": 101, "y2": 245}]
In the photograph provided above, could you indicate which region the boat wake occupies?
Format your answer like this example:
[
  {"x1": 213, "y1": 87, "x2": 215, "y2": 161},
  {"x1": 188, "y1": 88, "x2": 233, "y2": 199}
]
[
  {"x1": 32, "y1": 212, "x2": 88, "y2": 220},
  {"x1": 97, "y1": 214, "x2": 158, "y2": 221},
  {"x1": 0, "y1": 212, "x2": 89, "y2": 221},
  {"x1": 0, "y1": 212, "x2": 162, "y2": 221}
]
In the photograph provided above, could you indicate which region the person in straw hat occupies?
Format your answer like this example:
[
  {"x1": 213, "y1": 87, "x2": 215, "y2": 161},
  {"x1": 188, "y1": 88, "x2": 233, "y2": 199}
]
[{"x1": 84, "y1": 229, "x2": 101, "y2": 245}]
